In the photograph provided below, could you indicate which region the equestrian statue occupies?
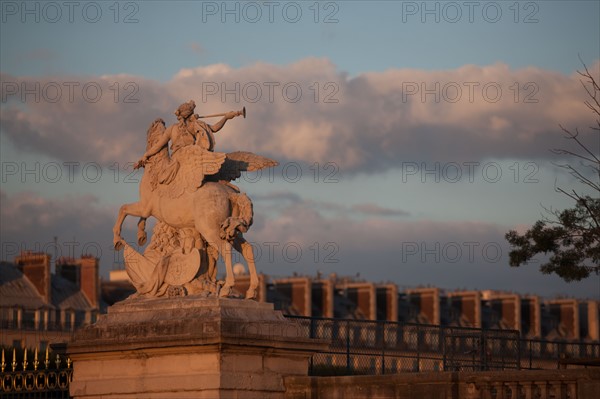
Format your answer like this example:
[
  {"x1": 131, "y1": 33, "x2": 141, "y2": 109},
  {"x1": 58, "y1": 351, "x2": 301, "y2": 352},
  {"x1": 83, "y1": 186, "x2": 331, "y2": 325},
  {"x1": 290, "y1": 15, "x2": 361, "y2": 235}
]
[{"x1": 112, "y1": 100, "x2": 277, "y2": 300}]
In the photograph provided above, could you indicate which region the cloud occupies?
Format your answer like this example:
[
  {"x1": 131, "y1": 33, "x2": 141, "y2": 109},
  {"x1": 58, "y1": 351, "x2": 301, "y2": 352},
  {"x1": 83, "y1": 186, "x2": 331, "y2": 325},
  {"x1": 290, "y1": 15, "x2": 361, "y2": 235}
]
[
  {"x1": 0, "y1": 190, "x2": 134, "y2": 266},
  {"x1": 252, "y1": 200, "x2": 504, "y2": 252},
  {"x1": 0, "y1": 190, "x2": 595, "y2": 297},
  {"x1": 188, "y1": 42, "x2": 204, "y2": 55},
  {"x1": 1, "y1": 59, "x2": 598, "y2": 174},
  {"x1": 18, "y1": 48, "x2": 57, "y2": 63},
  {"x1": 254, "y1": 191, "x2": 409, "y2": 218},
  {"x1": 253, "y1": 190, "x2": 302, "y2": 203},
  {"x1": 247, "y1": 195, "x2": 597, "y2": 298},
  {"x1": 351, "y1": 203, "x2": 410, "y2": 217}
]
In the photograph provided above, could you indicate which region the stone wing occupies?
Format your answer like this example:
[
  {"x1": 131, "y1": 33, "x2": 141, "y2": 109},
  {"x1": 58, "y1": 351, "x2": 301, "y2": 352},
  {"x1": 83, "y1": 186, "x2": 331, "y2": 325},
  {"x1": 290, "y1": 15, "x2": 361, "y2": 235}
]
[
  {"x1": 208, "y1": 151, "x2": 279, "y2": 182},
  {"x1": 166, "y1": 146, "x2": 226, "y2": 199}
]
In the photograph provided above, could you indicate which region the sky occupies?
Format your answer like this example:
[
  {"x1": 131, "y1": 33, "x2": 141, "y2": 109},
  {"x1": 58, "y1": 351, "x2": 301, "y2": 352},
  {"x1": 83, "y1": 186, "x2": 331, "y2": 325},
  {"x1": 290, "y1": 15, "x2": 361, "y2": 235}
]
[{"x1": 1, "y1": 0, "x2": 599, "y2": 300}]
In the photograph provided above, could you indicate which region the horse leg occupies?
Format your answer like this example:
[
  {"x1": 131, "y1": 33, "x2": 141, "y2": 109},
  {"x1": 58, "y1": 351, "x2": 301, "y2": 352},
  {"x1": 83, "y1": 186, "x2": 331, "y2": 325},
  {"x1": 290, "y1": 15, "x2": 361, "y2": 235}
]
[
  {"x1": 196, "y1": 225, "x2": 235, "y2": 297},
  {"x1": 218, "y1": 240, "x2": 235, "y2": 298},
  {"x1": 113, "y1": 202, "x2": 136, "y2": 250},
  {"x1": 112, "y1": 202, "x2": 151, "y2": 251},
  {"x1": 207, "y1": 246, "x2": 218, "y2": 282},
  {"x1": 137, "y1": 218, "x2": 147, "y2": 246},
  {"x1": 233, "y1": 235, "x2": 259, "y2": 300}
]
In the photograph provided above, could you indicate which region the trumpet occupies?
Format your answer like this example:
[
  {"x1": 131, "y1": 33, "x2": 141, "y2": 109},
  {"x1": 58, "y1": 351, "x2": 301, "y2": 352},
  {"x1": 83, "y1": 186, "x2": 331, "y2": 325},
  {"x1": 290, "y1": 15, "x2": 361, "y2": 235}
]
[{"x1": 196, "y1": 106, "x2": 246, "y2": 119}]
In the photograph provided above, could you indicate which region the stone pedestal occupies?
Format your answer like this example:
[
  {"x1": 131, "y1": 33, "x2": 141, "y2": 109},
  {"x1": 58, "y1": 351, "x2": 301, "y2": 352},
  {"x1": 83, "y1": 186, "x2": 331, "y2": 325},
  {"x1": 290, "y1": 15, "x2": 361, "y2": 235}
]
[{"x1": 61, "y1": 297, "x2": 324, "y2": 398}]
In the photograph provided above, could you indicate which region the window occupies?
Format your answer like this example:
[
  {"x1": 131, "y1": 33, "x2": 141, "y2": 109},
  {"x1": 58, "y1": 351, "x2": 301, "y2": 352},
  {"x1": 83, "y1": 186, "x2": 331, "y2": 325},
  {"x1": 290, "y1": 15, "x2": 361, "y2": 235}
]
[
  {"x1": 22, "y1": 310, "x2": 36, "y2": 329},
  {"x1": 12, "y1": 308, "x2": 20, "y2": 327},
  {"x1": 75, "y1": 311, "x2": 85, "y2": 327},
  {"x1": 64, "y1": 310, "x2": 72, "y2": 329}
]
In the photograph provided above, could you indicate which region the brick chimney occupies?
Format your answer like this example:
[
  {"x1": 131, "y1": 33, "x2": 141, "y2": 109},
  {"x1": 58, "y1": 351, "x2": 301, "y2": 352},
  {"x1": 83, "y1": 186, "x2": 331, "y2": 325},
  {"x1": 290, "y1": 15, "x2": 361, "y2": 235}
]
[
  {"x1": 15, "y1": 251, "x2": 51, "y2": 303},
  {"x1": 547, "y1": 299, "x2": 580, "y2": 340},
  {"x1": 587, "y1": 300, "x2": 599, "y2": 341},
  {"x1": 56, "y1": 257, "x2": 81, "y2": 285},
  {"x1": 79, "y1": 255, "x2": 99, "y2": 308}
]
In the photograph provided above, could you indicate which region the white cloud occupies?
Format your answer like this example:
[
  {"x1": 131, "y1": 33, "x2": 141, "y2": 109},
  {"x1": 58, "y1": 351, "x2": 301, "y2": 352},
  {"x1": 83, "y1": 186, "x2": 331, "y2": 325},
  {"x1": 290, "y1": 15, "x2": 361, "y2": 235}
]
[{"x1": 1, "y1": 59, "x2": 598, "y2": 174}]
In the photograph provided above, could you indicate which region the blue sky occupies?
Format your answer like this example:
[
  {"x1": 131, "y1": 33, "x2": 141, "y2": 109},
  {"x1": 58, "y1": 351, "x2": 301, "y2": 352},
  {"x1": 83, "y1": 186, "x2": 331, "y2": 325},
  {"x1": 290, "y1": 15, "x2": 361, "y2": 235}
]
[
  {"x1": 1, "y1": 1, "x2": 599, "y2": 299},
  {"x1": 2, "y1": 1, "x2": 599, "y2": 78}
]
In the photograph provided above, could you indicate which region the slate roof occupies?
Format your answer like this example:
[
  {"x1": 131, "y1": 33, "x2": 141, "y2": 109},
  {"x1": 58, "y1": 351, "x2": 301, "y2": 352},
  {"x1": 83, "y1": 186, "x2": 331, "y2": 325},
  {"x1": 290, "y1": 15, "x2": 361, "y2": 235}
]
[
  {"x1": 0, "y1": 262, "x2": 47, "y2": 309},
  {"x1": 51, "y1": 274, "x2": 94, "y2": 311},
  {"x1": 0, "y1": 262, "x2": 93, "y2": 311}
]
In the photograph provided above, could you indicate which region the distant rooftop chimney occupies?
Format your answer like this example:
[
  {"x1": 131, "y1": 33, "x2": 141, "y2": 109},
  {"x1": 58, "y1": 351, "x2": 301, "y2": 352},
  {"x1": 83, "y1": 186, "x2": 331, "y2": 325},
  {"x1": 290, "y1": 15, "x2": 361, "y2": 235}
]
[
  {"x1": 56, "y1": 255, "x2": 100, "y2": 309},
  {"x1": 80, "y1": 255, "x2": 99, "y2": 308},
  {"x1": 15, "y1": 251, "x2": 51, "y2": 303},
  {"x1": 56, "y1": 257, "x2": 81, "y2": 286}
]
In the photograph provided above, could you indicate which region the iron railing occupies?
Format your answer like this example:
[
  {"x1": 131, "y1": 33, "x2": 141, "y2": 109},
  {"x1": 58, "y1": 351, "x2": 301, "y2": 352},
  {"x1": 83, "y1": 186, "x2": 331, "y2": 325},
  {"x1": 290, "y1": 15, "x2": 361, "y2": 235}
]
[
  {"x1": 285, "y1": 315, "x2": 600, "y2": 376},
  {"x1": 520, "y1": 338, "x2": 600, "y2": 370},
  {"x1": 0, "y1": 347, "x2": 71, "y2": 399},
  {"x1": 2, "y1": 316, "x2": 599, "y2": 394}
]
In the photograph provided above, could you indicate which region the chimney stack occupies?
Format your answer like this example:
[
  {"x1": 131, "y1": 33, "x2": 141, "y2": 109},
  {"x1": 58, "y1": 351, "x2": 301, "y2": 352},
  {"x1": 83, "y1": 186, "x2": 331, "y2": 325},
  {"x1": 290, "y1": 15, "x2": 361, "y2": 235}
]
[
  {"x1": 56, "y1": 257, "x2": 81, "y2": 286},
  {"x1": 588, "y1": 301, "x2": 600, "y2": 341},
  {"x1": 16, "y1": 251, "x2": 51, "y2": 303},
  {"x1": 79, "y1": 255, "x2": 99, "y2": 308},
  {"x1": 56, "y1": 255, "x2": 100, "y2": 309}
]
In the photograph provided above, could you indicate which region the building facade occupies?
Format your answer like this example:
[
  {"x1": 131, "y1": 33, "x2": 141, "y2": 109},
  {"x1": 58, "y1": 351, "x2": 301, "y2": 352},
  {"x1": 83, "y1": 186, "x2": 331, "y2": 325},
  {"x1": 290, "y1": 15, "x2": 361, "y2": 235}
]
[
  {"x1": 0, "y1": 251, "x2": 99, "y2": 348},
  {"x1": 2, "y1": 252, "x2": 598, "y2": 347}
]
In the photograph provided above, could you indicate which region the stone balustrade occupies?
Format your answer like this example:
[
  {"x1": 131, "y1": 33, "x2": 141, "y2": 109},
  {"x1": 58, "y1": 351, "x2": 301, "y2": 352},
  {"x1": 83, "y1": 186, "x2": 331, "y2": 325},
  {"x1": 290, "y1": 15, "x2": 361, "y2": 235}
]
[{"x1": 285, "y1": 369, "x2": 600, "y2": 399}]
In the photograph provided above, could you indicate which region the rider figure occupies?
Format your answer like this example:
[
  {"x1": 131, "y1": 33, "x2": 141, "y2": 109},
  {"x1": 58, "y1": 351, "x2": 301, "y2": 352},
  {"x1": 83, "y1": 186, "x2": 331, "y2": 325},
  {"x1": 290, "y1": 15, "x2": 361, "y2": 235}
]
[{"x1": 135, "y1": 100, "x2": 240, "y2": 168}]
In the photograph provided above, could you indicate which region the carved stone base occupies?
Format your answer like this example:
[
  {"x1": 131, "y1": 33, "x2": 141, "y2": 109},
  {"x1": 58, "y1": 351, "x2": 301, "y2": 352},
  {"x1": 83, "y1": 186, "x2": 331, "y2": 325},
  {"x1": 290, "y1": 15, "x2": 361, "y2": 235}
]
[{"x1": 60, "y1": 297, "x2": 324, "y2": 398}]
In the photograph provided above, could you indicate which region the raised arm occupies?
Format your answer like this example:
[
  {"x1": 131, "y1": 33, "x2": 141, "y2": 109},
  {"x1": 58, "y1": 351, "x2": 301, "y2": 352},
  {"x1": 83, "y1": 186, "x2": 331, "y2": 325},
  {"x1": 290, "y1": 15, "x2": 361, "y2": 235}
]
[{"x1": 209, "y1": 110, "x2": 241, "y2": 133}]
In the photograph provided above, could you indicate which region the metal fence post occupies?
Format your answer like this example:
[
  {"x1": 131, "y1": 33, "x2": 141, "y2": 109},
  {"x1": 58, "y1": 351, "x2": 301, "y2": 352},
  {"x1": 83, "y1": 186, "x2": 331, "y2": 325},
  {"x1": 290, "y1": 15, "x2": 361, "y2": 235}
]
[
  {"x1": 529, "y1": 340, "x2": 533, "y2": 369},
  {"x1": 441, "y1": 327, "x2": 447, "y2": 371},
  {"x1": 516, "y1": 334, "x2": 521, "y2": 370},
  {"x1": 381, "y1": 321, "x2": 386, "y2": 375},
  {"x1": 416, "y1": 324, "x2": 421, "y2": 372},
  {"x1": 480, "y1": 329, "x2": 485, "y2": 371},
  {"x1": 501, "y1": 334, "x2": 506, "y2": 370},
  {"x1": 558, "y1": 342, "x2": 564, "y2": 369},
  {"x1": 346, "y1": 319, "x2": 351, "y2": 375}
]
